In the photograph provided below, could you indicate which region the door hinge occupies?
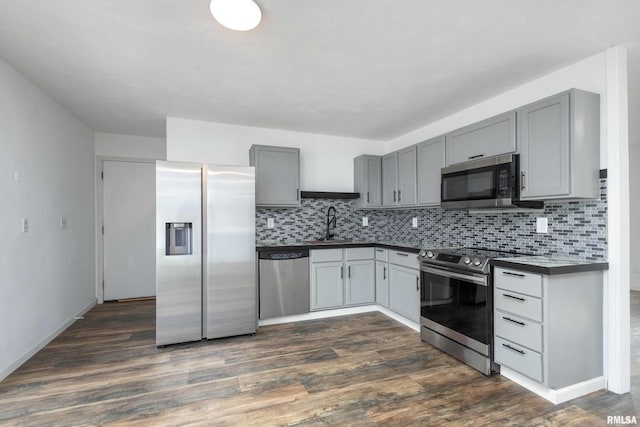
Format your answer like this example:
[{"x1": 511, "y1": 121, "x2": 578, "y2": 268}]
[
  {"x1": 101, "y1": 171, "x2": 104, "y2": 180},
  {"x1": 101, "y1": 225, "x2": 104, "y2": 235}
]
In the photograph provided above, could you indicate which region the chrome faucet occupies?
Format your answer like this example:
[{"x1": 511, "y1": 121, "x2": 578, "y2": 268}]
[{"x1": 325, "y1": 206, "x2": 337, "y2": 240}]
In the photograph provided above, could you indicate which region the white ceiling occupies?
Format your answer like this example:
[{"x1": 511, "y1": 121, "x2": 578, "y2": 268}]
[{"x1": 0, "y1": 0, "x2": 638, "y2": 140}]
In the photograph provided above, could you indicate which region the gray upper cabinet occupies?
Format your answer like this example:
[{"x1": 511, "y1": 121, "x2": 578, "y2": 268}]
[
  {"x1": 417, "y1": 136, "x2": 445, "y2": 206},
  {"x1": 249, "y1": 145, "x2": 300, "y2": 207},
  {"x1": 446, "y1": 111, "x2": 516, "y2": 166},
  {"x1": 382, "y1": 148, "x2": 417, "y2": 207},
  {"x1": 382, "y1": 152, "x2": 398, "y2": 207},
  {"x1": 397, "y1": 146, "x2": 417, "y2": 206},
  {"x1": 354, "y1": 155, "x2": 382, "y2": 208},
  {"x1": 518, "y1": 89, "x2": 600, "y2": 200}
]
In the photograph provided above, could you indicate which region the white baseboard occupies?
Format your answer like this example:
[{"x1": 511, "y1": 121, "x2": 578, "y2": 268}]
[
  {"x1": 258, "y1": 305, "x2": 379, "y2": 326},
  {"x1": 0, "y1": 299, "x2": 96, "y2": 382},
  {"x1": 375, "y1": 306, "x2": 420, "y2": 332},
  {"x1": 500, "y1": 366, "x2": 605, "y2": 404},
  {"x1": 258, "y1": 305, "x2": 421, "y2": 332}
]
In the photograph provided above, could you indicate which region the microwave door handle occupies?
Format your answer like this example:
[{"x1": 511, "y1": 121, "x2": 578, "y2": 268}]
[{"x1": 420, "y1": 265, "x2": 488, "y2": 286}]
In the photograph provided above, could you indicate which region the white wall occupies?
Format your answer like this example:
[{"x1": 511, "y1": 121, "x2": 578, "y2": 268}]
[
  {"x1": 166, "y1": 118, "x2": 385, "y2": 192},
  {"x1": 0, "y1": 56, "x2": 95, "y2": 380},
  {"x1": 95, "y1": 132, "x2": 166, "y2": 160},
  {"x1": 386, "y1": 53, "x2": 608, "y2": 169}
]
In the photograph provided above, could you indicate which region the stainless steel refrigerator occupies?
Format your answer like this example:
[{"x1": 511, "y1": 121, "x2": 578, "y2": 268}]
[{"x1": 155, "y1": 161, "x2": 256, "y2": 346}]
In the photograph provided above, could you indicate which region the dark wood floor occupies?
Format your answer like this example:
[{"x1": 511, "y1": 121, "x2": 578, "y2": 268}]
[{"x1": 1, "y1": 295, "x2": 639, "y2": 426}]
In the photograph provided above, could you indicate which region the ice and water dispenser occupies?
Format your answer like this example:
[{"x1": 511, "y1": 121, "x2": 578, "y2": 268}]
[{"x1": 165, "y1": 222, "x2": 192, "y2": 255}]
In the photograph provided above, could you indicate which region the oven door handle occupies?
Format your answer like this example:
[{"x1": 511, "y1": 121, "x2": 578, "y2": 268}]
[{"x1": 420, "y1": 265, "x2": 488, "y2": 286}]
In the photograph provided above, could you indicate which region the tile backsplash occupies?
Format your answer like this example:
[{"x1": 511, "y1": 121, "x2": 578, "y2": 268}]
[{"x1": 257, "y1": 179, "x2": 607, "y2": 261}]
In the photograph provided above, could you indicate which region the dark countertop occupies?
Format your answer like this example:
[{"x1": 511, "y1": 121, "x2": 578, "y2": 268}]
[
  {"x1": 491, "y1": 256, "x2": 608, "y2": 275},
  {"x1": 256, "y1": 240, "x2": 423, "y2": 254}
]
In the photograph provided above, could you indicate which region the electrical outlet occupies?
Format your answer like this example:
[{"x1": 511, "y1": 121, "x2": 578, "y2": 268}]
[
  {"x1": 21, "y1": 217, "x2": 29, "y2": 233},
  {"x1": 267, "y1": 218, "x2": 275, "y2": 229},
  {"x1": 536, "y1": 217, "x2": 548, "y2": 233},
  {"x1": 412, "y1": 217, "x2": 418, "y2": 228},
  {"x1": 362, "y1": 217, "x2": 368, "y2": 227},
  {"x1": 60, "y1": 216, "x2": 68, "y2": 229}
]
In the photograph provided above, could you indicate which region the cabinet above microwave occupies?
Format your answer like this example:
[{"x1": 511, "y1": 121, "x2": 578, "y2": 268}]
[{"x1": 445, "y1": 111, "x2": 516, "y2": 166}]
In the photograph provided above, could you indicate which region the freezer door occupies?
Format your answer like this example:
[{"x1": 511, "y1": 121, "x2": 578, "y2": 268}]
[
  {"x1": 156, "y1": 161, "x2": 203, "y2": 346},
  {"x1": 205, "y1": 165, "x2": 256, "y2": 338}
]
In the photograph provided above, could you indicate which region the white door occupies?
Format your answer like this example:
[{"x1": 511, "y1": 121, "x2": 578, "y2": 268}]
[{"x1": 103, "y1": 160, "x2": 156, "y2": 300}]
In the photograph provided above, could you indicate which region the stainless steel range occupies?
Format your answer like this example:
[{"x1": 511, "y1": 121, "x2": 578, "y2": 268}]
[{"x1": 417, "y1": 247, "x2": 522, "y2": 375}]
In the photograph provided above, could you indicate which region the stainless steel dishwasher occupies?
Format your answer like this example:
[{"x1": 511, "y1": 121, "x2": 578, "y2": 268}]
[{"x1": 258, "y1": 249, "x2": 310, "y2": 319}]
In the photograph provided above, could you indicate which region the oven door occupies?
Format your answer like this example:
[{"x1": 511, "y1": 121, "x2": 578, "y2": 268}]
[{"x1": 420, "y1": 264, "x2": 490, "y2": 356}]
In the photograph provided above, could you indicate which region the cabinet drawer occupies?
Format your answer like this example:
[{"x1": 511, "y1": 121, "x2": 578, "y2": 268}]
[
  {"x1": 375, "y1": 248, "x2": 388, "y2": 262},
  {"x1": 345, "y1": 247, "x2": 374, "y2": 261},
  {"x1": 310, "y1": 249, "x2": 343, "y2": 263},
  {"x1": 495, "y1": 337, "x2": 542, "y2": 383},
  {"x1": 494, "y1": 268, "x2": 542, "y2": 298},
  {"x1": 494, "y1": 289, "x2": 542, "y2": 322},
  {"x1": 389, "y1": 250, "x2": 419, "y2": 269},
  {"x1": 495, "y1": 310, "x2": 542, "y2": 352}
]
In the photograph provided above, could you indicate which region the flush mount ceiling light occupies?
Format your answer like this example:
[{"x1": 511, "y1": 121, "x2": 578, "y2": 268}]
[{"x1": 209, "y1": 0, "x2": 262, "y2": 31}]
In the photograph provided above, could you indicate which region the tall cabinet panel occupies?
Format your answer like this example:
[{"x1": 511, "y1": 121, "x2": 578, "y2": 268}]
[
  {"x1": 249, "y1": 145, "x2": 300, "y2": 207},
  {"x1": 417, "y1": 136, "x2": 445, "y2": 206},
  {"x1": 518, "y1": 89, "x2": 600, "y2": 200},
  {"x1": 354, "y1": 155, "x2": 382, "y2": 208},
  {"x1": 382, "y1": 152, "x2": 398, "y2": 207},
  {"x1": 398, "y1": 146, "x2": 418, "y2": 206}
]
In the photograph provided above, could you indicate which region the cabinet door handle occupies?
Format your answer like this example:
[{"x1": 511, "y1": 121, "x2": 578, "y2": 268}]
[
  {"x1": 376, "y1": 249, "x2": 384, "y2": 253},
  {"x1": 521, "y1": 172, "x2": 526, "y2": 190},
  {"x1": 398, "y1": 189, "x2": 402, "y2": 202},
  {"x1": 503, "y1": 293, "x2": 526, "y2": 302},
  {"x1": 348, "y1": 266, "x2": 351, "y2": 278},
  {"x1": 416, "y1": 277, "x2": 420, "y2": 291},
  {"x1": 468, "y1": 154, "x2": 484, "y2": 160},
  {"x1": 393, "y1": 190, "x2": 396, "y2": 202},
  {"x1": 396, "y1": 252, "x2": 409, "y2": 257},
  {"x1": 502, "y1": 271, "x2": 525, "y2": 278},
  {"x1": 383, "y1": 267, "x2": 386, "y2": 280},
  {"x1": 367, "y1": 192, "x2": 370, "y2": 203},
  {"x1": 340, "y1": 266, "x2": 343, "y2": 279},
  {"x1": 502, "y1": 316, "x2": 526, "y2": 326},
  {"x1": 502, "y1": 343, "x2": 525, "y2": 355}
]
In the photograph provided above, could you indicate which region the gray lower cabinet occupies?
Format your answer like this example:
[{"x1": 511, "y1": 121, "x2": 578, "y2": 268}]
[
  {"x1": 518, "y1": 89, "x2": 600, "y2": 200},
  {"x1": 345, "y1": 260, "x2": 375, "y2": 305},
  {"x1": 389, "y1": 264, "x2": 420, "y2": 322},
  {"x1": 382, "y1": 152, "x2": 398, "y2": 207},
  {"x1": 493, "y1": 267, "x2": 603, "y2": 389},
  {"x1": 375, "y1": 260, "x2": 389, "y2": 307},
  {"x1": 354, "y1": 155, "x2": 382, "y2": 208},
  {"x1": 249, "y1": 145, "x2": 300, "y2": 207},
  {"x1": 446, "y1": 111, "x2": 516, "y2": 166},
  {"x1": 388, "y1": 261, "x2": 420, "y2": 323},
  {"x1": 310, "y1": 248, "x2": 375, "y2": 311},
  {"x1": 310, "y1": 260, "x2": 343, "y2": 310},
  {"x1": 417, "y1": 136, "x2": 445, "y2": 206}
]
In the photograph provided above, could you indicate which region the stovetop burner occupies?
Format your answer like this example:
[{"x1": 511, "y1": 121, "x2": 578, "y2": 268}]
[{"x1": 418, "y1": 247, "x2": 526, "y2": 274}]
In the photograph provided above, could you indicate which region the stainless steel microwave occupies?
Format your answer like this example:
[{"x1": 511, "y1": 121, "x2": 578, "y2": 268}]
[{"x1": 440, "y1": 154, "x2": 543, "y2": 209}]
